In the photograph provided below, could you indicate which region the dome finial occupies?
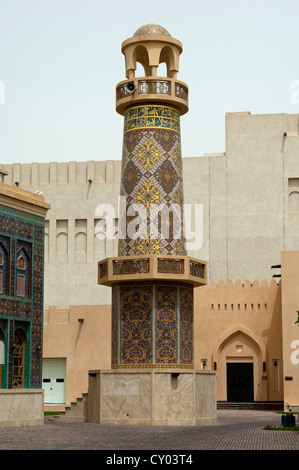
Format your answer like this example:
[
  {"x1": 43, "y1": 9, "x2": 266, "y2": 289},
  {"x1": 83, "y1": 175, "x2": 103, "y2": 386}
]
[{"x1": 133, "y1": 24, "x2": 171, "y2": 37}]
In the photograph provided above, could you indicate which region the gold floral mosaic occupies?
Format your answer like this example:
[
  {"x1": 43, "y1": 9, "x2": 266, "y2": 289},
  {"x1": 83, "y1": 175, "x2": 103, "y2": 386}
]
[
  {"x1": 111, "y1": 282, "x2": 194, "y2": 368},
  {"x1": 119, "y1": 104, "x2": 186, "y2": 256}
]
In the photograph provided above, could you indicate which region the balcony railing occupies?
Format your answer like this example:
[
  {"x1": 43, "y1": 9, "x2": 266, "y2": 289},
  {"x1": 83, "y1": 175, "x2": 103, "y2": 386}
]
[
  {"x1": 116, "y1": 78, "x2": 188, "y2": 115},
  {"x1": 98, "y1": 255, "x2": 206, "y2": 287}
]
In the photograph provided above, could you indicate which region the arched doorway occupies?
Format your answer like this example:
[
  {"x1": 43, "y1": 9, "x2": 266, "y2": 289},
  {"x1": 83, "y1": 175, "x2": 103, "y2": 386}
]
[
  {"x1": 213, "y1": 327, "x2": 267, "y2": 402},
  {"x1": 226, "y1": 362, "x2": 254, "y2": 402}
]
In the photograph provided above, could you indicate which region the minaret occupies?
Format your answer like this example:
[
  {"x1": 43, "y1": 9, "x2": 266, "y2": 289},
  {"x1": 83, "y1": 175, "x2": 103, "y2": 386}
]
[
  {"x1": 98, "y1": 24, "x2": 206, "y2": 370},
  {"x1": 95, "y1": 25, "x2": 216, "y2": 426},
  {"x1": 117, "y1": 24, "x2": 187, "y2": 257}
]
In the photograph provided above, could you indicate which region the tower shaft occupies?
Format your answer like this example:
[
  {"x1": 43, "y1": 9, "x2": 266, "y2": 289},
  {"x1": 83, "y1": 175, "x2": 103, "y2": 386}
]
[
  {"x1": 119, "y1": 103, "x2": 185, "y2": 256},
  {"x1": 98, "y1": 24, "x2": 206, "y2": 370}
]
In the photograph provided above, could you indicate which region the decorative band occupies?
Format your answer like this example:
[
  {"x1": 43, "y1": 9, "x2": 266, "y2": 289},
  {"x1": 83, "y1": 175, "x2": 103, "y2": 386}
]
[
  {"x1": 111, "y1": 364, "x2": 194, "y2": 369},
  {"x1": 124, "y1": 105, "x2": 180, "y2": 134}
]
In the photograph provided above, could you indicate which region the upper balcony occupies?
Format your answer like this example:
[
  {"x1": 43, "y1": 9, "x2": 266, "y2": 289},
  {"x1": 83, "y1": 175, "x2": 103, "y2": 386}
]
[
  {"x1": 116, "y1": 77, "x2": 188, "y2": 116},
  {"x1": 98, "y1": 254, "x2": 206, "y2": 288}
]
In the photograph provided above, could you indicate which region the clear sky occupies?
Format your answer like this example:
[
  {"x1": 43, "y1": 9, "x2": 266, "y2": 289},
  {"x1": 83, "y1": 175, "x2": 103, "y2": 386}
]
[{"x1": 0, "y1": 0, "x2": 298, "y2": 165}]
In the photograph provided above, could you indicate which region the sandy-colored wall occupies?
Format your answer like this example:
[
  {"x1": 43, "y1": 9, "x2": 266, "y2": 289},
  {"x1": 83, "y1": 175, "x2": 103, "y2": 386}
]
[
  {"x1": 194, "y1": 278, "x2": 283, "y2": 402},
  {"x1": 43, "y1": 304, "x2": 111, "y2": 405},
  {"x1": 0, "y1": 389, "x2": 44, "y2": 427},
  {"x1": 281, "y1": 252, "x2": 299, "y2": 409}
]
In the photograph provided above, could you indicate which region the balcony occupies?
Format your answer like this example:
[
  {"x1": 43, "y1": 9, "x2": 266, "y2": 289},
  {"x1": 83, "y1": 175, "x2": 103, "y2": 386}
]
[
  {"x1": 98, "y1": 254, "x2": 206, "y2": 287},
  {"x1": 116, "y1": 77, "x2": 188, "y2": 116}
]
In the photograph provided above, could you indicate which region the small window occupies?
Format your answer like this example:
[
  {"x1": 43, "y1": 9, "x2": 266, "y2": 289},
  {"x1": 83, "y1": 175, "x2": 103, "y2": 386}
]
[
  {"x1": 16, "y1": 245, "x2": 31, "y2": 299},
  {"x1": 17, "y1": 255, "x2": 26, "y2": 271},
  {"x1": 17, "y1": 274, "x2": 26, "y2": 298},
  {"x1": 0, "y1": 271, "x2": 3, "y2": 295}
]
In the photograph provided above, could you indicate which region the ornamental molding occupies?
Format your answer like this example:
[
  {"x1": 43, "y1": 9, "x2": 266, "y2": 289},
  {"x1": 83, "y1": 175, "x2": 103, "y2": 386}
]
[{"x1": 0, "y1": 193, "x2": 49, "y2": 219}]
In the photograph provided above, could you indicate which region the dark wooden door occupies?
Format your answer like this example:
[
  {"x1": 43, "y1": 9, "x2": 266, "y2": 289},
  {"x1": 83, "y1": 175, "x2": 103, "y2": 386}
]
[{"x1": 227, "y1": 363, "x2": 254, "y2": 402}]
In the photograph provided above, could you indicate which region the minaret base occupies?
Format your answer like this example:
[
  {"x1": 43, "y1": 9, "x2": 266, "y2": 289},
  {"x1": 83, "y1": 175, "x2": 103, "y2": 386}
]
[{"x1": 86, "y1": 368, "x2": 217, "y2": 426}]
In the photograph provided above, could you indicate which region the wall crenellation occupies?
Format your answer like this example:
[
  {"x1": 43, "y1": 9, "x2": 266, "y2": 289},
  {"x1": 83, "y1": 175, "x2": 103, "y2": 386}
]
[
  {"x1": 209, "y1": 279, "x2": 280, "y2": 289},
  {"x1": 205, "y1": 278, "x2": 280, "y2": 313},
  {"x1": 0, "y1": 160, "x2": 122, "y2": 186}
]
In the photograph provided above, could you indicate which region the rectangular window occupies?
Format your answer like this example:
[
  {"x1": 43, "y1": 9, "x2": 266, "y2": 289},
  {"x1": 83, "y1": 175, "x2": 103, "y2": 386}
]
[
  {"x1": 17, "y1": 274, "x2": 26, "y2": 298},
  {"x1": 0, "y1": 271, "x2": 3, "y2": 294},
  {"x1": 273, "y1": 359, "x2": 280, "y2": 392}
]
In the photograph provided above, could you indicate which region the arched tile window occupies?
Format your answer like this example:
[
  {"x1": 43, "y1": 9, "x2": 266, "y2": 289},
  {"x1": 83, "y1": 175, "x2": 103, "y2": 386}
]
[
  {"x1": 17, "y1": 255, "x2": 26, "y2": 270},
  {"x1": 12, "y1": 329, "x2": 26, "y2": 388},
  {"x1": 0, "y1": 243, "x2": 8, "y2": 295},
  {"x1": 0, "y1": 328, "x2": 4, "y2": 387},
  {"x1": 16, "y1": 248, "x2": 30, "y2": 298}
]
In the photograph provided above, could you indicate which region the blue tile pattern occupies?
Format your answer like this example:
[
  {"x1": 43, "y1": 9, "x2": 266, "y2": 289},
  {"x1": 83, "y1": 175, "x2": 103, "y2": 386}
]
[{"x1": 0, "y1": 205, "x2": 45, "y2": 388}]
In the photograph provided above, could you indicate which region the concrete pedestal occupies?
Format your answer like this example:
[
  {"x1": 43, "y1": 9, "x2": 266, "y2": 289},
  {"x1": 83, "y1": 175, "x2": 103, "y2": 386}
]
[
  {"x1": 87, "y1": 369, "x2": 217, "y2": 426},
  {"x1": 0, "y1": 389, "x2": 44, "y2": 427}
]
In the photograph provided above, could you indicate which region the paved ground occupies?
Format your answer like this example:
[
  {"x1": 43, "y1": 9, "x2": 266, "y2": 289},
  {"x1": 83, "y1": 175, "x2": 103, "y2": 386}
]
[{"x1": 0, "y1": 410, "x2": 298, "y2": 452}]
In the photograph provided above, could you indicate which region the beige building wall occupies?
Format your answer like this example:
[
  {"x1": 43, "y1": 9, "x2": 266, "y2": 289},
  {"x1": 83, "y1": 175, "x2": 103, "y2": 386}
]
[
  {"x1": 184, "y1": 112, "x2": 299, "y2": 282},
  {"x1": 194, "y1": 278, "x2": 283, "y2": 402},
  {"x1": 43, "y1": 305, "x2": 111, "y2": 405},
  {"x1": 281, "y1": 251, "x2": 299, "y2": 410}
]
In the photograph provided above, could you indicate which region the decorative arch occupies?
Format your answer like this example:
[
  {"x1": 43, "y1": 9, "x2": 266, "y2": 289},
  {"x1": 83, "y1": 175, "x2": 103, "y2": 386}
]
[
  {"x1": 56, "y1": 232, "x2": 68, "y2": 263},
  {"x1": 75, "y1": 231, "x2": 87, "y2": 262},
  {"x1": 16, "y1": 247, "x2": 30, "y2": 298},
  {"x1": 213, "y1": 326, "x2": 266, "y2": 363},
  {"x1": 17, "y1": 254, "x2": 27, "y2": 270},
  {"x1": 289, "y1": 190, "x2": 299, "y2": 213},
  {"x1": 132, "y1": 45, "x2": 151, "y2": 76},
  {"x1": 0, "y1": 242, "x2": 8, "y2": 295},
  {"x1": 213, "y1": 326, "x2": 268, "y2": 402},
  {"x1": 159, "y1": 45, "x2": 176, "y2": 77}
]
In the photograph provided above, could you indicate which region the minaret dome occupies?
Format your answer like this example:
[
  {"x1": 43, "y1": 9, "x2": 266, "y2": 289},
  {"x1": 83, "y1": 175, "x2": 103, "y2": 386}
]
[{"x1": 116, "y1": 24, "x2": 188, "y2": 115}]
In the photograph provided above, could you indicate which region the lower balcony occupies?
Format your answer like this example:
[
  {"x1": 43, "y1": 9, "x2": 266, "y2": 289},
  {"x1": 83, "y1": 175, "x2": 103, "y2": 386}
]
[{"x1": 98, "y1": 255, "x2": 206, "y2": 287}]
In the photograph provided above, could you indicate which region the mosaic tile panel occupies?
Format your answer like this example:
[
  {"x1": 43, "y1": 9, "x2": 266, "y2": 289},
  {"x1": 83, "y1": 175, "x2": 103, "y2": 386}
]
[
  {"x1": 119, "y1": 104, "x2": 186, "y2": 257},
  {"x1": 111, "y1": 287, "x2": 119, "y2": 366},
  {"x1": 155, "y1": 285, "x2": 177, "y2": 364},
  {"x1": 179, "y1": 286, "x2": 193, "y2": 365},
  {"x1": 111, "y1": 282, "x2": 194, "y2": 369},
  {"x1": 0, "y1": 205, "x2": 45, "y2": 389},
  {"x1": 120, "y1": 286, "x2": 153, "y2": 365}
]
